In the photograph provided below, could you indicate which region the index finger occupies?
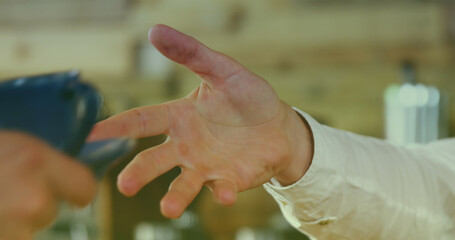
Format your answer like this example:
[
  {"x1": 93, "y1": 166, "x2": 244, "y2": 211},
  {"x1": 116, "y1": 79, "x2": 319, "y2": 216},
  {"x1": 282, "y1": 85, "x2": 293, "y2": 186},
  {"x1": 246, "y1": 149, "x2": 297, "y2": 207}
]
[{"x1": 87, "y1": 103, "x2": 170, "y2": 141}]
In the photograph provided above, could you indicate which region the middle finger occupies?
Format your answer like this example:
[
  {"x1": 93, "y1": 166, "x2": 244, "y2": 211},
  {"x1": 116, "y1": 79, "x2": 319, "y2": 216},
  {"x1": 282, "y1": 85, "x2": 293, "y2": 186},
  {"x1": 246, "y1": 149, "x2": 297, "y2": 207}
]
[{"x1": 118, "y1": 141, "x2": 179, "y2": 196}]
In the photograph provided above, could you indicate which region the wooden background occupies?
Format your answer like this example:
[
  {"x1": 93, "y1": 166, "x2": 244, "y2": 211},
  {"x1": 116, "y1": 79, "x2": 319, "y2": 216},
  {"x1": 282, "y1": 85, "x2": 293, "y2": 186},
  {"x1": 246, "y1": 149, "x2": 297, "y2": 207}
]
[{"x1": 1, "y1": 1, "x2": 454, "y2": 239}]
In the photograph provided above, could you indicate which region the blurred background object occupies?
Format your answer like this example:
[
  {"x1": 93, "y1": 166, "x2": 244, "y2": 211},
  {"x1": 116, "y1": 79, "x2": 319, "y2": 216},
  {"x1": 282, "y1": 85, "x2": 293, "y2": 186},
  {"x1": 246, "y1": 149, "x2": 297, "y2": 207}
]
[
  {"x1": 384, "y1": 60, "x2": 449, "y2": 145},
  {"x1": 1, "y1": 0, "x2": 454, "y2": 239}
]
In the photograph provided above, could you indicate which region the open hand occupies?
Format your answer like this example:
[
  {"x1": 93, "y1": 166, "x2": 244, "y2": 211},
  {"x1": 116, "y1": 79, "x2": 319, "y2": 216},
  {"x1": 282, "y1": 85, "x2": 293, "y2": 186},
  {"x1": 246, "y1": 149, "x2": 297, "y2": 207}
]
[{"x1": 88, "y1": 25, "x2": 313, "y2": 219}]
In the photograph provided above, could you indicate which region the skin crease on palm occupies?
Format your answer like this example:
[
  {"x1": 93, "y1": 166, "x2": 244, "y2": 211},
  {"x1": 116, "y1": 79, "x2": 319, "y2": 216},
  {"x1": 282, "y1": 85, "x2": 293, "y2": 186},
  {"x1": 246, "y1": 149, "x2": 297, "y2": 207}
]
[{"x1": 88, "y1": 24, "x2": 314, "y2": 219}]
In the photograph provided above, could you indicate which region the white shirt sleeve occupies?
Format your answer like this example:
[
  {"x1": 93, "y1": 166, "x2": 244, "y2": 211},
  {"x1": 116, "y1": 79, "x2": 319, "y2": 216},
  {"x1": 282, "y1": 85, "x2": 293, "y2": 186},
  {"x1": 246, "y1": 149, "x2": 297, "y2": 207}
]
[{"x1": 264, "y1": 109, "x2": 455, "y2": 240}]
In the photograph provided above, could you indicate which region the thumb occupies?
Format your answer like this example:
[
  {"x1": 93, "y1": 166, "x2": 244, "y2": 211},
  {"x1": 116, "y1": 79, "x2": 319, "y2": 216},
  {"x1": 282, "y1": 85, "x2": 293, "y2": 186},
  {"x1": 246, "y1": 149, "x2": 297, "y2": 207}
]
[{"x1": 148, "y1": 24, "x2": 247, "y2": 87}]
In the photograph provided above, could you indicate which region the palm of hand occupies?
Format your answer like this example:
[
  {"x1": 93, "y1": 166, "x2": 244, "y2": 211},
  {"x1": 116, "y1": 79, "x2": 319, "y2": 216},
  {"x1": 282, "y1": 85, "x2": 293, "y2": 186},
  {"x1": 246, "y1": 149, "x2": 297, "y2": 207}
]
[
  {"x1": 169, "y1": 80, "x2": 289, "y2": 189},
  {"x1": 89, "y1": 25, "x2": 305, "y2": 218}
]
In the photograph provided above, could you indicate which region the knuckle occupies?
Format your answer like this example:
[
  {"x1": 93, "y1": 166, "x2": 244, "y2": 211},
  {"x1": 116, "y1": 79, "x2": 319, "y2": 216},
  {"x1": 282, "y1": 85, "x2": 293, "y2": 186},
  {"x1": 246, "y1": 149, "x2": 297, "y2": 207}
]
[
  {"x1": 138, "y1": 148, "x2": 158, "y2": 162},
  {"x1": 174, "y1": 171, "x2": 203, "y2": 195},
  {"x1": 3, "y1": 132, "x2": 40, "y2": 145},
  {"x1": 0, "y1": 132, "x2": 37, "y2": 151},
  {"x1": 131, "y1": 108, "x2": 147, "y2": 136},
  {"x1": 135, "y1": 151, "x2": 158, "y2": 174},
  {"x1": 182, "y1": 43, "x2": 198, "y2": 65},
  {"x1": 181, "y1": 177, "x2": 200, "y2": 193},
  {"x1": 21, "y1": 148, "x2": 46, "y2": 169},
  {"x1": 19, "y1": 190, "x2": 55, "y2": 221},
  {"x1": 0, "y1": 132, "x2": 48, "y2": 169}
]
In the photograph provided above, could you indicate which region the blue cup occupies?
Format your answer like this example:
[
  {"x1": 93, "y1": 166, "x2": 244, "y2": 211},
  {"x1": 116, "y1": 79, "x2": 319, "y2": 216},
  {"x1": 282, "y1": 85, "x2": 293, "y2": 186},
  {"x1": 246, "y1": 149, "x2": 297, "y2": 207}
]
[{"x1": 0, "y1": 71, "x2": 134, "y2": 177}]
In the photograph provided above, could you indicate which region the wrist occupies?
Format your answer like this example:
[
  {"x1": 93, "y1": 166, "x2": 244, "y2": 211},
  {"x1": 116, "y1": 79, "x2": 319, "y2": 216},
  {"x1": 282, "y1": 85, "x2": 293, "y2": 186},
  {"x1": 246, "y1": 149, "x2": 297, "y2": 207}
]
[{"x1": 274, "y1": 104, "x2": 314, "y2": 186}]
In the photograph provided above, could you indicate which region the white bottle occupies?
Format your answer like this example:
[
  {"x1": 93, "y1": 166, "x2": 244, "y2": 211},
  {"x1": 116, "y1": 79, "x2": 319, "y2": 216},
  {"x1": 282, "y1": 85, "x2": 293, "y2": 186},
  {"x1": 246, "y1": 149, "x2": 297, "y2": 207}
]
[{"x1": 384, "y1": 61, "x2": 448, "y2": 145}]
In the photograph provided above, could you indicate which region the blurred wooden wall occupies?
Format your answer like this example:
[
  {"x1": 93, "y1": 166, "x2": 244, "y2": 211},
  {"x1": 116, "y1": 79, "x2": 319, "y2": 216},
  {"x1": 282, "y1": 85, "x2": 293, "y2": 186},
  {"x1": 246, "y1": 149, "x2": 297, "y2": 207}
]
[
  {"x1": 1, "y1": 1, "x2": 455, "y2": 239},
  {"x1": 0, "y1": 0, "x2": 453, "y2": 136}
]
